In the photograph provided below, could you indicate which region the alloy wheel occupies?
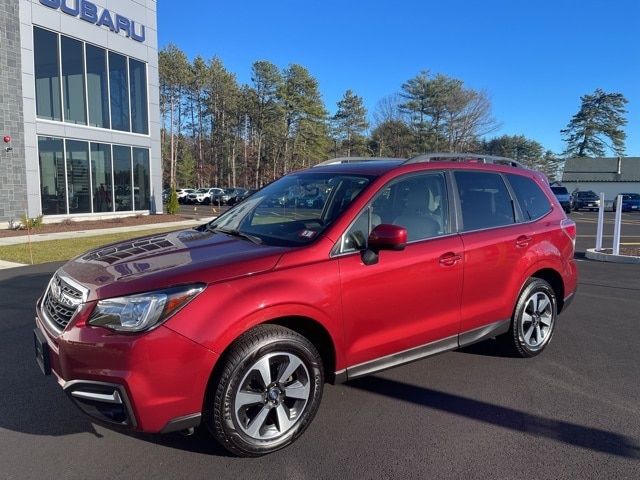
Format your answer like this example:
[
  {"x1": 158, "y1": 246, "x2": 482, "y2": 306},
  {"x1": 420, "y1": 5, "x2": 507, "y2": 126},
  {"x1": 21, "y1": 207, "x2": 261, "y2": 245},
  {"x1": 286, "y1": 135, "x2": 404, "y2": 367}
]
[
  {"x1": 520, "y1": 291, "x2": 554, "y2": 350},
  {"x1": 233, "y1": 352, "x2": 311, "y2": 440}
]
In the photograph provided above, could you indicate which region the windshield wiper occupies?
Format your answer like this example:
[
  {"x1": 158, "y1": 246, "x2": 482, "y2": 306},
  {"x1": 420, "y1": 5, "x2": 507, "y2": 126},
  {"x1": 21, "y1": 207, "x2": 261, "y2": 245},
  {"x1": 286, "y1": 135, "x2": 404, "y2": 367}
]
[{"x1": 211, "y1": 226, "x2": 262, "y2": 245}]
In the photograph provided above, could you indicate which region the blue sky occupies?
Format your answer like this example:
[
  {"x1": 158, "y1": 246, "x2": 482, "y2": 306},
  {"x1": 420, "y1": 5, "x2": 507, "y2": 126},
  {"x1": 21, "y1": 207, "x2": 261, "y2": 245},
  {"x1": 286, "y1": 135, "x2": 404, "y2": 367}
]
[{"x1": 157, "y1": 0, "x2": 640, "y2": 156}]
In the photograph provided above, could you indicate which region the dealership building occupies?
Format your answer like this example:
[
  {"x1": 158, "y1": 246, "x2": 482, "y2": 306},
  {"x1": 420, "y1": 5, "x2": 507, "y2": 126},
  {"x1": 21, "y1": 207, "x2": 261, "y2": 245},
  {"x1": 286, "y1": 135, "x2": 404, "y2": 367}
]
[{"x1": 0, "y1": 0, "x2": 162, "y2": 228}]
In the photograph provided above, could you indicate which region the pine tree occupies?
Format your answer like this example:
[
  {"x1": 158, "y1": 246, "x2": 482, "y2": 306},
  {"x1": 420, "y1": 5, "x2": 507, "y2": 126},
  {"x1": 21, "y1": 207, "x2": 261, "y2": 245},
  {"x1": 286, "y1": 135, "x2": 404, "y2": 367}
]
[
  {"x1": 561, "y1": 88, "x2": 628, "y2": 157},
  {"x1": 332, "y1": 89, "x2": 368, "y2": 157}
]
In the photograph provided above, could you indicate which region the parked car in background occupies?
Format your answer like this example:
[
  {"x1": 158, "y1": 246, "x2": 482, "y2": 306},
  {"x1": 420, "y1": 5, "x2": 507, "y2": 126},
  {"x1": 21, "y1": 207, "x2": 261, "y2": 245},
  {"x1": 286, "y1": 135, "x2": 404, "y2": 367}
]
[
  {"x1": 227, "y1": 189, "x2": 257, "y2": 206},
  {"x1": 571, "y1": 190, "x2": 600, "y2": 211},
  {"x1": 550, "y1": 185, "x2": 571, "y2": 213},
  {"x1": 186, "y1": 188, "x2": 222, "y2": 205},
  {"x1": 34, "y1": 153, "x2": 577, "y2": 457},
  {"x1": 208, "y1": 188, "x2": 227, "y2": 205},
  {"x1": 613, "y1": 193, "x2": 640, "y2": 212},
  {"x1": 223, "y1": 188, "x2": 249, "y2": 205},
  {"x1": 176, "y1": 188, "x2": 195, "y2": 204}
]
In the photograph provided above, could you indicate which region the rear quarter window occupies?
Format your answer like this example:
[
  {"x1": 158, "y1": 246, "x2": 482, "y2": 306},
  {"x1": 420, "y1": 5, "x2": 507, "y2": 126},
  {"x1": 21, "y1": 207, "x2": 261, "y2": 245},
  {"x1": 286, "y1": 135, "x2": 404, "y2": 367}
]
[{"x1": 506, "y1": 174, "x2": 552, "y2": 221}]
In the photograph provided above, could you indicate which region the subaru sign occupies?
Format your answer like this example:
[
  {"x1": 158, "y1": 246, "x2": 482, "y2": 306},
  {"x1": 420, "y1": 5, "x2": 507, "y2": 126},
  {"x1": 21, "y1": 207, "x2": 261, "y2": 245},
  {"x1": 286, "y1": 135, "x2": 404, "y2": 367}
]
[{"x1": 39, "y1": 0, "x2": 145, "y2": 43}]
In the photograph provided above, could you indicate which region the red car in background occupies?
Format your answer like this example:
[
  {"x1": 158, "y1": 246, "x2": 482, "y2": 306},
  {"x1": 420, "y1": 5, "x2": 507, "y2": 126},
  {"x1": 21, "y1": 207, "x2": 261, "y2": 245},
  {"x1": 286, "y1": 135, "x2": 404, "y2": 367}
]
[{"x1": 34, "y1": 153, "x2": 577, "y2": 456}]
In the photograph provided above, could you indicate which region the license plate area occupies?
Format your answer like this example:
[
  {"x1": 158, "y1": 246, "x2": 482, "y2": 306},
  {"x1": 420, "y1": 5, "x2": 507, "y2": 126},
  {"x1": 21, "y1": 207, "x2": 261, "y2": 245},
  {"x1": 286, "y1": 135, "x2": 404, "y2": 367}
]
[{"x1": 34, "y1": 327, "x2": 51, "y2": 375}]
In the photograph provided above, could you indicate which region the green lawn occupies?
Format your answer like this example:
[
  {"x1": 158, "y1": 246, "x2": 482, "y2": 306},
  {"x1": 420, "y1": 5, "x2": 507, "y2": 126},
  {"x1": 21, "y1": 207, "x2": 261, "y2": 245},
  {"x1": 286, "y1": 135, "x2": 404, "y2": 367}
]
[{"x1": 0, "y1": 227, "x2": 181, "y2": 265}]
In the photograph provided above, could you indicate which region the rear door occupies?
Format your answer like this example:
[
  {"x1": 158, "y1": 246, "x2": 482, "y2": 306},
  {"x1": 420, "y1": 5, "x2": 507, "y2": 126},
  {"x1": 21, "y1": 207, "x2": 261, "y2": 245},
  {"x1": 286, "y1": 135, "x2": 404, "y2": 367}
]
[
  {"x1": 454, "y1": 170, "x2": 537, "y2": 336},
  {"x1": 337, "y1": 171, "x2": 464, "y2": 371}
]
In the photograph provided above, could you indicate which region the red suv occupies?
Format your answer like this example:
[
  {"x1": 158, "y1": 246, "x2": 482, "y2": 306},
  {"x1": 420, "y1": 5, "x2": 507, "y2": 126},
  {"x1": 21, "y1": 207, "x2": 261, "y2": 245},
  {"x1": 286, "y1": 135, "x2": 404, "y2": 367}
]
[{"x1": 34, "y1": 154, "x2": 577, "y2": 456}]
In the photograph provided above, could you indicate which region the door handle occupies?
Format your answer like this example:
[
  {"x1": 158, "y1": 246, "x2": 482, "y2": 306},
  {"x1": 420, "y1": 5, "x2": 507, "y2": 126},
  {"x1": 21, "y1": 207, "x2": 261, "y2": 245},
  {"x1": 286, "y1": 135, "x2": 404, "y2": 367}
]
[
  {"x1": 439, "y1": 252, "x2": 462, "y2": 266},
  {"x1": 516, "y1": 235, "x2": 532, "y2": 248}
]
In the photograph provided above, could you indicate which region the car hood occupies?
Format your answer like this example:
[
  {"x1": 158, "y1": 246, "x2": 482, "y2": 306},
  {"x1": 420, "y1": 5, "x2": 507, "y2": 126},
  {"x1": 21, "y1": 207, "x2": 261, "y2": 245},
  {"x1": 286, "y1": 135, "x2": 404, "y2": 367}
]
[{"x1": 60, "y1": 228, "x2": 288, "y2": 301}]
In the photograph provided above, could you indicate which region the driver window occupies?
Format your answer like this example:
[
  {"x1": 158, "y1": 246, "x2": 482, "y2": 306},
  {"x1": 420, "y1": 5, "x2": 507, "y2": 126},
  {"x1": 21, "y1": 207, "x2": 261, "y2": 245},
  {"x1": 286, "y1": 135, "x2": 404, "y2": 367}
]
[{"x1": 339, "y1": 172, "x2": 449, "y2": 253}]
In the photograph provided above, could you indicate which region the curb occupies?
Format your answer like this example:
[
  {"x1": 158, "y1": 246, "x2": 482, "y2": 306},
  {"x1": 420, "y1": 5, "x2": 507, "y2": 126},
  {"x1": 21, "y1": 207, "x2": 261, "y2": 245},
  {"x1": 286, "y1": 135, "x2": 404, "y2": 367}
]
[{"x1": 585, "y1": 248, "x2": 640, "y2": 264}]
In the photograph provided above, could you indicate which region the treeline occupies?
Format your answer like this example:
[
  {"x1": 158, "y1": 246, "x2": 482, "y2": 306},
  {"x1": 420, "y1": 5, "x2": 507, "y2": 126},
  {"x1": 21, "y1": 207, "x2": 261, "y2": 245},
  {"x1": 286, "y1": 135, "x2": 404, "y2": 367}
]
[{"x1": 159, "y1": 45, "x2": 563, "y2": 188}]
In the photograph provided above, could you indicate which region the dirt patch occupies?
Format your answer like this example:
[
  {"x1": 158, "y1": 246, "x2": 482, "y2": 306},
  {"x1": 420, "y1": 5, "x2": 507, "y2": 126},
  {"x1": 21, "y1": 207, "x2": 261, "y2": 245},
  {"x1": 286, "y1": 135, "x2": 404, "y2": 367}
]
[{"x1": 0, "y1": 214, "x2": 189, "y2": 238}]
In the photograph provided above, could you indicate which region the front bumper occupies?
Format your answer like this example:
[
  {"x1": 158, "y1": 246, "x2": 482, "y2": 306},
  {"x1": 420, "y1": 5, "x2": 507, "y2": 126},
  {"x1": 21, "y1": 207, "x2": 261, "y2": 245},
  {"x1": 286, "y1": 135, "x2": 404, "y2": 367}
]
[{"x1": 35, "y1": 297, "x2": 219, "y2": 433}]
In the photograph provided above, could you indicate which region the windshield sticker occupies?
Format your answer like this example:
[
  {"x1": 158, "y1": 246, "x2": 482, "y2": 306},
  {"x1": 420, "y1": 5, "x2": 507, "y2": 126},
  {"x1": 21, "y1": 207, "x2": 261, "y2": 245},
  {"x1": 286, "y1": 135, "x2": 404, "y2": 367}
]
[{"x1": 298, "y1": 230, "x2": 317, "y2": 239}]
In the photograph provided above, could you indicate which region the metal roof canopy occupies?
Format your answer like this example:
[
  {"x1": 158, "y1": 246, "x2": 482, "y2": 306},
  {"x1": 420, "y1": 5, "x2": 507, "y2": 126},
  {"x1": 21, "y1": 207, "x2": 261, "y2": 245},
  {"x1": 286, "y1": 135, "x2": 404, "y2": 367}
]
[
  {"x1": 314, "y1": 153, "x2": 524, "y2": 169},
  {"x1": 404, "y1": 152, "x2": 525, "y2": 168}
]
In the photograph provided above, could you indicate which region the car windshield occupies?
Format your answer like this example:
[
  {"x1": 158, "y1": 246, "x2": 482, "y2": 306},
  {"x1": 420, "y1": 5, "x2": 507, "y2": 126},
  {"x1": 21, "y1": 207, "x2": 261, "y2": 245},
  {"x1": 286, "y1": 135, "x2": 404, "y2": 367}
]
[
  {"x1": 195, "y1": 189, "x2": 208, "y2": 193},
  {"x1": 622, "y1": 194, "x2": 640, "y2": 200},
  {"x1": 551, "y1": 187, "x2": 568, "y2": 194},
  {"x1": 577, "y1": 191, "x2": 597, "y2": 197},
  {"x1": 206, "y1": 172, "x2": 373, "y2": 246}
]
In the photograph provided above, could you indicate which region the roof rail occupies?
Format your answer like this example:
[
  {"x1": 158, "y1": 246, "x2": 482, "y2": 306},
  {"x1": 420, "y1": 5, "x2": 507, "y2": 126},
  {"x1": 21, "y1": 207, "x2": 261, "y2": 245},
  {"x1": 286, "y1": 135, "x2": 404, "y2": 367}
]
[
  {"x1": 404, "y1": 152, "x2": 526, "y2": 169},
  {"x1": 313, "y1": 156, "x2": 406, "y2": 167}
]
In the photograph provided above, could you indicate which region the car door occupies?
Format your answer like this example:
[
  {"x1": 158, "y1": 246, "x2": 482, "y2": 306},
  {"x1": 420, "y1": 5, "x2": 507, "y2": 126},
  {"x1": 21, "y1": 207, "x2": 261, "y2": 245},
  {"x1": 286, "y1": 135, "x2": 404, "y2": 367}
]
[
  {"x1": 453, "y1": 170, "x2": 536, "y2": 337},
  {"x1": 337, "y1": 171, "x2": 464, "y2": 374}
]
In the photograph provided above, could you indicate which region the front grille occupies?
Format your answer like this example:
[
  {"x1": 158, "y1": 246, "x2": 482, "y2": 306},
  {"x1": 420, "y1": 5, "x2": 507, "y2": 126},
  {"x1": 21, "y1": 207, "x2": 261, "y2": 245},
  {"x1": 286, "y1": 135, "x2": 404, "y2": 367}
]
[
  {"x1": 43, "y1": 292, "x2": 76, "y2": 329},
  {"x1": 43, "y1": 273, "x2": 84, "y2": 332}
]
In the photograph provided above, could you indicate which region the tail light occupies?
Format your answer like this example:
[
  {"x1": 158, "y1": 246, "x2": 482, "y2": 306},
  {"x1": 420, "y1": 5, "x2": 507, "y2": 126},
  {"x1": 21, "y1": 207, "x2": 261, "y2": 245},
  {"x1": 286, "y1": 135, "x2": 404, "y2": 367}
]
[{"x1": 561, "y1": 218, "x2": 576, "y2": 251}]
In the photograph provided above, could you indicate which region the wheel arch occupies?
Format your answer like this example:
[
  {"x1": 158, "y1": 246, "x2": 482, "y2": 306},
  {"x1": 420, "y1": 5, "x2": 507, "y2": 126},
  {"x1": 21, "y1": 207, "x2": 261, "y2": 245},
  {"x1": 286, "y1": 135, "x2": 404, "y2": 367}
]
[
  {"x1": 530, "y1": 267, "x2": 566, "y2": 313},
  {"x1": 263, "y1": 316, "x2": 337, "y2": 382},
  {"x1": 202, "y1": 315, "x2": 339, "y2": 415}
]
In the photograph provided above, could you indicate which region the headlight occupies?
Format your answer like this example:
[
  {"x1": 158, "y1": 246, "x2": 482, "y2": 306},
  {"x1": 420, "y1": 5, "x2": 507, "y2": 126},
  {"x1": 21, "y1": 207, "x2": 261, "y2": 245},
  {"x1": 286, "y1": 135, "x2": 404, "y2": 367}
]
[{"x1": 88, "y1": 284, "x2": 205, "y2": 333}]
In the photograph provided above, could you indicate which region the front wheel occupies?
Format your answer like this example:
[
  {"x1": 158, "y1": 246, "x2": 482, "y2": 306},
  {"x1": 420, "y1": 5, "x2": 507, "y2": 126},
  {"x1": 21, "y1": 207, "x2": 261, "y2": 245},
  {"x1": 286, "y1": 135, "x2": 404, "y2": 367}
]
[
  {"x1": 206, "y1": 325, "x2": 324, "y2": 457},
  {"x1": 501, "y1": 278, "x2": 557, "y2": 357}
]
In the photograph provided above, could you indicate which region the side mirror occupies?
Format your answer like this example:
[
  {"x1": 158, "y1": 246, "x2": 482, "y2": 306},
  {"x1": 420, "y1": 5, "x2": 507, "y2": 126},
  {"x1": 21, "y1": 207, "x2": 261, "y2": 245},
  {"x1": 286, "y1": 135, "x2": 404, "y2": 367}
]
[{"x1": 362, "y1": 224, "x2": 407, "y2": 265}]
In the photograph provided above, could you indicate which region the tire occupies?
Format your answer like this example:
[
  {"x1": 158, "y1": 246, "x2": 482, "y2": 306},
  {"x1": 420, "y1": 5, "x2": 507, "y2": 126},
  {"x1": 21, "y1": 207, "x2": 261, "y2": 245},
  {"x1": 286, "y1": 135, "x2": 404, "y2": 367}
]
[
  {"x1": 502, "y1": 278, "x2": 558, "y2": 358},
  {"x1": 206, "y1": 325, "x2": 324, "y2": 457}
]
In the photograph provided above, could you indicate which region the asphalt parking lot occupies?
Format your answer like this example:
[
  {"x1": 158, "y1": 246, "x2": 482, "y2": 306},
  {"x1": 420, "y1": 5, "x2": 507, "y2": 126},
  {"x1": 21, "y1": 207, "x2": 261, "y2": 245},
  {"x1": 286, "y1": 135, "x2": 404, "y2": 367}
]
[
  {"x1": 571, "y1": 210, "x2": 640, "y2": 255},
  {"x1": 0, "y1": 212, "x2": 639, "y2": 479}
]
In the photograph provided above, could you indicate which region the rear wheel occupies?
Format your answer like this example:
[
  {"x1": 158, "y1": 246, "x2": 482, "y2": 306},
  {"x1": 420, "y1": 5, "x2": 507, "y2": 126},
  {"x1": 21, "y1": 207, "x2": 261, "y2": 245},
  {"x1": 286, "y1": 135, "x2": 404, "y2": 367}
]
[
  {"x1": 502, "y1": 278, "x2": 557, "y2": 357},
  {"x1": 206, "y1": 325, "x2": 323, "y2": 457}
]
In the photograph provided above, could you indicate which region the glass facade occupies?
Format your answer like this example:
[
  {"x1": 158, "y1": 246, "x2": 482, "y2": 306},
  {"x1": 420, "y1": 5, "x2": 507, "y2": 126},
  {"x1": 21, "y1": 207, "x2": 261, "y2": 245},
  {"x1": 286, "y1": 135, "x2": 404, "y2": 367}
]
[
  {"x1": 38, "y1": 137, "x2": 66, "y2": 215},
  {"x1": 113, "y1": 145, "x2": 133, "y2": 211},
  {"x1": 31, "y1": 26, "x2": 153, "y2": 217},
  {"x1": 65, "y1": 140, "x2": 91, "y2": 214},
  {"x1": 38, "y1": 137, "x2": 150, "y2": 215},
  {"x1": 133, "y1": 148, "x2": 150, "y2": 210},
  {"x1": 86, "y1": 45, "x2": 110, "y2": 128},
  {"x1": 91, "y1": 143, "x2": 113, "y2": 213},
  {"x1": 60, "y1": 36, "x2": 86, "y2": 124},
  {"x1": 33, "y1": 26, "x2": 148, "y2": 134},
  {"x1": 109, "y1": 52, "x2": 130, "y2": 132},
  {"x1": 129, "y1": 59, "x2": 149, "y2": 134},
  {"x1": 34, "y1": 28, "x2": 61, "y2": 121}
]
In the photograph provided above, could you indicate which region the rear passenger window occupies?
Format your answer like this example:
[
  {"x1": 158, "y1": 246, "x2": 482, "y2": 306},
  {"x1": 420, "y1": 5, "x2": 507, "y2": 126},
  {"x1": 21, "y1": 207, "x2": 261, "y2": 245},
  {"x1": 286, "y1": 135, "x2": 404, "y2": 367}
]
[
  {"x1": 454, "y1": 171, "x2": 516, "y2": 231},
  {"x1": 506, "y1": 174, "x2": 552, "y2": 221}
]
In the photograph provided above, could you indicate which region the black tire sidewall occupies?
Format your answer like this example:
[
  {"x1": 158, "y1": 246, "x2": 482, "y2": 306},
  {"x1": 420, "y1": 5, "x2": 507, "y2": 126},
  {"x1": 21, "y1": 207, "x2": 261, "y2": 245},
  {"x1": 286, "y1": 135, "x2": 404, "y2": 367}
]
[
  {"x1": 212, "y1": 327, "x2": 323, "y2": 456},
  {"x1": 512, "y1": 278, "x2": 557, "y2": 357}
]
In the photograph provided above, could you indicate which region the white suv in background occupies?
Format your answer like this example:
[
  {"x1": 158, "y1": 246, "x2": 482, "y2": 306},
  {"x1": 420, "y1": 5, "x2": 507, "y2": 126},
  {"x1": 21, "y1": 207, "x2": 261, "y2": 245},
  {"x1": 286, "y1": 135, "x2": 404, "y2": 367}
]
[
  {"x1": 176, "y1": 188, "x2": 195, "y2": 204},
  {"x1": 187, "y1": 188, "x2": 224, "y2": 205}
]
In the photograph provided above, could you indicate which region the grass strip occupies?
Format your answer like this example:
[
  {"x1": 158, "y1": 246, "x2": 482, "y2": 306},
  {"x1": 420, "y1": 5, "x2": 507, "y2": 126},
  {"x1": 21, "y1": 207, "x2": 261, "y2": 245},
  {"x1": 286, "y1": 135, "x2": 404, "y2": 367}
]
[{"x1": 0, "y1": 227, "x2": 181, "y2": 265}]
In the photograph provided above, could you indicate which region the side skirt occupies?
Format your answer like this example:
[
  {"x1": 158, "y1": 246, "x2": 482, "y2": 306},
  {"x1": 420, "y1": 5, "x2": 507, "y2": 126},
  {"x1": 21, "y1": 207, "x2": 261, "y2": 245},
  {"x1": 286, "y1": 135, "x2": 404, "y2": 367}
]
[{"x1": 336, "y1": 318, "x2": 511, "y2": 382}]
